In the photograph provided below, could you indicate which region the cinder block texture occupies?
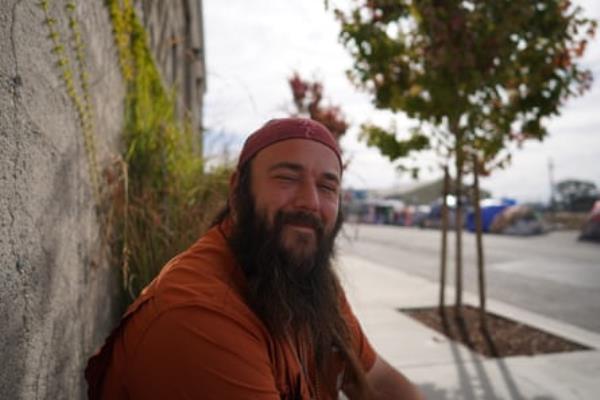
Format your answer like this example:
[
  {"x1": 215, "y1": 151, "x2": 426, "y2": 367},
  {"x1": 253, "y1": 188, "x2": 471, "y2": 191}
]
[{"x1": 1, "y1": 1, "x2": 124, "y2": 398}]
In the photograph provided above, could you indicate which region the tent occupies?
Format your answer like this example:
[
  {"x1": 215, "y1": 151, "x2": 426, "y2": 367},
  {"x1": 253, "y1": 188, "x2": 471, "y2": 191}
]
[
  {"x1": 489, "y1": 205, "x2": 545, "y2": 236},
  {"x1": 466, "y1": 198, "x2": 516, "y2": 233}
]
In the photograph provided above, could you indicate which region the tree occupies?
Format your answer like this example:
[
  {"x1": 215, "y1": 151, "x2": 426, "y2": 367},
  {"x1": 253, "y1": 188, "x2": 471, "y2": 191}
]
[
  {"x1": 335, "y1": 0, "x2": 596, "y2": 319},
  {"x1": 555, "y1": 179, "x2": 599, "y2": 211},
  {"x1": 288, "y1": 72, "x2": 349, "y2": 142},
  {"x1": 439, "y1": 165, "x2": 450, "y2": 314}
]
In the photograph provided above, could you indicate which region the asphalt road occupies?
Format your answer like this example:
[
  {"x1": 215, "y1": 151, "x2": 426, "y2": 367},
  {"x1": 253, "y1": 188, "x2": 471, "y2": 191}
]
[{"x1": 337, "y1": 223, "x2": 600, "y2": 334}]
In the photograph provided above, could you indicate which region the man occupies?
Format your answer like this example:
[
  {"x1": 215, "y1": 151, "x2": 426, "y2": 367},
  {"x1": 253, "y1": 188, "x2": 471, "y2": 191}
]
[{"x1": 86, "y1": 118, "x2": 422, "y2": 399}]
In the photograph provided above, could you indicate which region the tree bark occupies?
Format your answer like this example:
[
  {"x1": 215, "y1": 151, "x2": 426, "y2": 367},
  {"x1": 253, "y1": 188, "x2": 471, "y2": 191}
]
[
  {"x1": 439, "y1": 165, "x2": 449, "y2": 313},
  {"x1": 453, "y1": 123, "x2": 464, "y2": 318},
  {"x1": 473, "y1": 155, "x2": 488, "y2": 331}
]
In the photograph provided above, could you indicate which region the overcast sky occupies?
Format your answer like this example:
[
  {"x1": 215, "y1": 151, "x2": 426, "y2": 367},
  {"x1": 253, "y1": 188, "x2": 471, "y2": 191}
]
[{"x1": 203, "y1": 0, "x2": 600, "y2": 203}]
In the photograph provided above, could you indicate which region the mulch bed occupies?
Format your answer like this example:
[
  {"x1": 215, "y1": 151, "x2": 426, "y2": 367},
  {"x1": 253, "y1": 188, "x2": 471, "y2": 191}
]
[{"x1": 401, "y1": 305, "x2": 590, "y2": 358}]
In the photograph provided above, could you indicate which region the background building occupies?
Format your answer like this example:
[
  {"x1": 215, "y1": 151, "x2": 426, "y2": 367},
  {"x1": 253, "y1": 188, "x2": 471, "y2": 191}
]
[{"x1": 137, "y1": 0, "x2": 207, "y2": 151}]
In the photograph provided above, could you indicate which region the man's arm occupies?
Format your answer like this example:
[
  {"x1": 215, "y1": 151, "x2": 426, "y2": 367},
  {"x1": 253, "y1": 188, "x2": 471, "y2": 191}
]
[{"x1": 365, "y1": 354, "x2": 423, "y2": 400}]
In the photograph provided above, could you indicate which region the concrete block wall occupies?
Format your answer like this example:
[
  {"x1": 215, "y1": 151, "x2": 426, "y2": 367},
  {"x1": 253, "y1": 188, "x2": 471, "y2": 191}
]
[{"x1": 0, "y1": 0, "x2": 124, "y2": 398}]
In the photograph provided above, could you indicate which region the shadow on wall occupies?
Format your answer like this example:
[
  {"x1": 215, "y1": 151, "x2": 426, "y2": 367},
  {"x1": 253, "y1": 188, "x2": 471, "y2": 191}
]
[
  {"x1": 1, "y1": 0, "x2": 124, "y2": 398},
  {"x1": 1, "y1": 78, "x2": 119, "y2": 400},
  {"x1": 1, "y1": 123, "x2": 58, "y2": 398}
]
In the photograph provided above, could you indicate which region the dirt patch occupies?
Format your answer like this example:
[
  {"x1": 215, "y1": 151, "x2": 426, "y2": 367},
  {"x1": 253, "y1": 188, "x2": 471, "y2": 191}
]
[{"x1": 401, "y1": 305, "x2": 590, "y2": 358}]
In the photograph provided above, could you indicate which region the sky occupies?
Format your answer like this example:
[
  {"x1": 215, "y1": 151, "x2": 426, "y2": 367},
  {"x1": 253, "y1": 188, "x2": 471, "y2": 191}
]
[{"x1": 202, "y1": 0, "x2": 600, "y2": 203}]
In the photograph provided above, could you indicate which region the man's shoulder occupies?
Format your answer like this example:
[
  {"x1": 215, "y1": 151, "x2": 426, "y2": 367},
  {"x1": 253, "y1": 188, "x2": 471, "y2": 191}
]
[
  {"x1": 114, "y1": 226, "x2": 268, "y2": 357},
  {"x1": 149, "y1": 225, "x2": 249, "y2": 317}
]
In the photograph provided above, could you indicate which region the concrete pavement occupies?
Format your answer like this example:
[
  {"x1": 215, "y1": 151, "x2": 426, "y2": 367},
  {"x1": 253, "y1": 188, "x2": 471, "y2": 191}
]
[
  {"x1": 338, "y1": 225, "x2": 600, "y2": 334},
  {"x1": 337, "y1": 254, "x2": 600, "y2": 400}
]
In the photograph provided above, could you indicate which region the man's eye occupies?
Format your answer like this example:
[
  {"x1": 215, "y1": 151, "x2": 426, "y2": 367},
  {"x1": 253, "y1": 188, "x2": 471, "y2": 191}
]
[
  {"x1": 319, "y1": 184, "x2": 337, "y2": 193},
  {"x1": 275, "y1": 175, "x2": 297, "y2": 182}
]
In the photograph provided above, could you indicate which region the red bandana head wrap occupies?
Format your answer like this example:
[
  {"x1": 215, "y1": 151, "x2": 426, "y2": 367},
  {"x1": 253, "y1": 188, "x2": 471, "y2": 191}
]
[{"x1": 237, "y1": 118, "x2": 342, "y2": 171}]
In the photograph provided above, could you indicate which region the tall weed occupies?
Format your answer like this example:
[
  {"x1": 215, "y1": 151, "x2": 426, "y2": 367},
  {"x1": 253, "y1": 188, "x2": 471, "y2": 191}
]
[{"x1": 105, "y1": 1, "x2": 230, "y2": 305}]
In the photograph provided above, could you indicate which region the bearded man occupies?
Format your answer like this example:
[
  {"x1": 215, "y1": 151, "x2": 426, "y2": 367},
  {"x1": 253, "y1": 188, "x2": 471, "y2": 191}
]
[{"x1": 86, "y1": 118, "x2": 422, "y2": 399}]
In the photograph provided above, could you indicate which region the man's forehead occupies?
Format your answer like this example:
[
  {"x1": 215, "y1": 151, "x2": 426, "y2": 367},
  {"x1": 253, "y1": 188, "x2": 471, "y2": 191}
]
[{"x1": 253, "y1": 138, "x2": 342, "y2": 178}]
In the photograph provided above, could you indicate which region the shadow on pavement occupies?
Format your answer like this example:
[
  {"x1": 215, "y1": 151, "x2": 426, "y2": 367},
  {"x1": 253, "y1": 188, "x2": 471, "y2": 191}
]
[{"x1": 417, "y1": 340, "x2": 557, "y2": 400}]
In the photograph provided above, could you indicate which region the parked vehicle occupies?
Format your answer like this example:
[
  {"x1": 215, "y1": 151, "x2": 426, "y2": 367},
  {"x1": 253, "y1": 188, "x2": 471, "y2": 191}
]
[{"x1": 579, "y1": 200, "x2": 600, "y2": 242}]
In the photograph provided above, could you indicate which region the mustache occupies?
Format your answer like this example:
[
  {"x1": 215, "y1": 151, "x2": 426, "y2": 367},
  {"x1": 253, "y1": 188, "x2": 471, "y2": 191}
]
[{"x1": 278, "y1": 211, "x2": 324, "y2": 234}]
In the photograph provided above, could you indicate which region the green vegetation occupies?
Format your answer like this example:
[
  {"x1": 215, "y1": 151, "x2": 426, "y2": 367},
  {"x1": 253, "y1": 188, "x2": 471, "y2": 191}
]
[
  {"x1": 40, "y1": 0, "x2": 100, "y2": 203},
  {"x1": 41, "y1": 0, "x2": 230, "y2": 304},
  {"x1": 105, "y1": 0, "x2": 230, "y2": 301},
  {"x1": 334, "y1": 0, "x2": 596, "y2": 323},
  {"x1": 40, "y1": 0, "x2": 230, "y2": 306},
  {"x1": 335, "y1": 1, "x2": 596, "y2": 173}
]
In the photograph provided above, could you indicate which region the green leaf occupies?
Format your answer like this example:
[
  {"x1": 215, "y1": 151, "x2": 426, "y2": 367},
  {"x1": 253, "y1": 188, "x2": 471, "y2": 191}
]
[{"x1": 335, "y1": 0, "x2": 596, "y2": 174}]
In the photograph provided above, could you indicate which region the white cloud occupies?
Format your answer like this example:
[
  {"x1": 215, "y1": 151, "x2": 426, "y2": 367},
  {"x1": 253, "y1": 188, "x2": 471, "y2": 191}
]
[{"x1": 203, "y1": 0, "x2": 600, "y2": 202}]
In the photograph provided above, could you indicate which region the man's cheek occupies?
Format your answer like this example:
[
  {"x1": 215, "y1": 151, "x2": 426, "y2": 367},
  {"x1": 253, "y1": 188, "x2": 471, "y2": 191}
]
[{"x1": 323, "y1": 213, "x2": 339, "y2": 235}]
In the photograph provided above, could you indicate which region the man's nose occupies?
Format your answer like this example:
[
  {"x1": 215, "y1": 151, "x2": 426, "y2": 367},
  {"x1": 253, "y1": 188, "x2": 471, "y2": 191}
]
[{"x1": 293, "y1": 179, "x2": 320, "y2": 212}]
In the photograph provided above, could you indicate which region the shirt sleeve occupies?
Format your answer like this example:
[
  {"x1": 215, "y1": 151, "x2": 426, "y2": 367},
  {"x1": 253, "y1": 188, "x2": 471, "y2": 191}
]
[
  {"x1": 340, "y1": 290, "x2": 377, "y2": 372},
  {"x1": 126, "y1": 305, "x2": 281, "y2": 400}
]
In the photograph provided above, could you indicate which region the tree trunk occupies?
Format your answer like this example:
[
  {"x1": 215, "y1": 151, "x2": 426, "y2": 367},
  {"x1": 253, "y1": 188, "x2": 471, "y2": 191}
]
[
  {"x1": 453, "y1": 126, "x2": 464, "y2": 318},
  {"x1": 439, "y1": 165, "x2": 449, "y2": 313},
  {"x1": 472, "y1": 155, "x2": 488, "y2": 332}
]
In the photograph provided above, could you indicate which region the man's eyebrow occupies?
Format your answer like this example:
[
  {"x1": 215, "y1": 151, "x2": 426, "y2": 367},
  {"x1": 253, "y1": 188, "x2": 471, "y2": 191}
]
[
  {"x1": 268, "y1": 162, "x2": 303, "y2": 173},
  {"x1": 268, "y1": 162, "x2": 340, "y2": 184}
]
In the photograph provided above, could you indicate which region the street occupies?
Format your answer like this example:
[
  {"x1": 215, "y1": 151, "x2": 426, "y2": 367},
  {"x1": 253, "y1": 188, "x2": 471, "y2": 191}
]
[{"x1": 338, "y1": 223, "x2": 600, "y2": 333}]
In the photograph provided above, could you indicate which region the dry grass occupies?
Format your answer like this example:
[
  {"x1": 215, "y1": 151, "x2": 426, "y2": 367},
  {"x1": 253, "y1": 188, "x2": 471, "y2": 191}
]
[{"x1": 104, "y1": 2, "x2": 231, "y2": 308}]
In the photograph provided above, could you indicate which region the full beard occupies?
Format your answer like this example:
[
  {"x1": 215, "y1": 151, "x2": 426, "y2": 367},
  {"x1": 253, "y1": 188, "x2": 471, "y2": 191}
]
[{"x1": 227, "y1": 199, "x2": 346, "y2": 372}]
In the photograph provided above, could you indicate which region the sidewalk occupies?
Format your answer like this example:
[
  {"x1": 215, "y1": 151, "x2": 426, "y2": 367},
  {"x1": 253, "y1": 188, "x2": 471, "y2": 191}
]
[{"x1": 337, "y1": 254, "x2": 600, "y2": 400}]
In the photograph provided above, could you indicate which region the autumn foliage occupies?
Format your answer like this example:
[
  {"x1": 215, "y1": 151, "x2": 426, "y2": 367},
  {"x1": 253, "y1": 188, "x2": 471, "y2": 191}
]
[
  {"x1": 334, "y1": 0, "x2": 597, "y2": 319},
  {"x1": 288, "y1": 72, "x2": 349, "y2": 142},
  {"x1": 335, "y1": 0, "x2": 597, "y2": 169}
]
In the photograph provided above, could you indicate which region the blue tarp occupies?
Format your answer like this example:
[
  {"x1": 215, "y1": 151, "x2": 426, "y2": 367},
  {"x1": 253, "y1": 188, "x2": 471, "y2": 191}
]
[{"x1": 466, "y1": 198, "x2": 517, "y2": 232}]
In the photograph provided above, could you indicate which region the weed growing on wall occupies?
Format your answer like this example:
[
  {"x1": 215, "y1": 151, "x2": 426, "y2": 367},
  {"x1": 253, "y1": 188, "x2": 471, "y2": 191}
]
[
  {"x1": 105, "y1": 0, "x2": 231, "y2": 303},
  {"x1": 40, "y1": 0, "x2": 100, "y2": 204},
  {"x1": 39, "y1": 0, "x2": 229, "y2": 305}
]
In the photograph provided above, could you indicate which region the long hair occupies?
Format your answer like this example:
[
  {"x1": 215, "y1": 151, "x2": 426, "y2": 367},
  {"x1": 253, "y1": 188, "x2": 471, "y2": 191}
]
[{"x1": 213, "y1": 163, "x2": 373, "y2": 398}]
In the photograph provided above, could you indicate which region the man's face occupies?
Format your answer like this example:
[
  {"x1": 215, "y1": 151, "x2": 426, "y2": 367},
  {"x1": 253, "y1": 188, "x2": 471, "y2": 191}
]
[
  {"x1": 226, "y1": 138, "x2": 346, "y2": 354},
  {"x1": 245, "y1": 139, "x2": 341, "y2": 262}
]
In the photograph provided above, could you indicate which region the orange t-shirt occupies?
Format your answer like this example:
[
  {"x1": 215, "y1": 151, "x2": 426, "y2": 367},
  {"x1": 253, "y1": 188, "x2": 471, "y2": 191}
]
[{"x1": 86, "y1": 224, "x2": 376, "y2": 399}]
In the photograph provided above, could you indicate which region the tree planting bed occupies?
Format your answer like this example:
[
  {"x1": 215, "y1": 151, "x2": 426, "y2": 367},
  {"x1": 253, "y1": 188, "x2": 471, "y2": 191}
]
[{"x1": 401, "y1": 305, "x2": 590, "y2": 358}]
